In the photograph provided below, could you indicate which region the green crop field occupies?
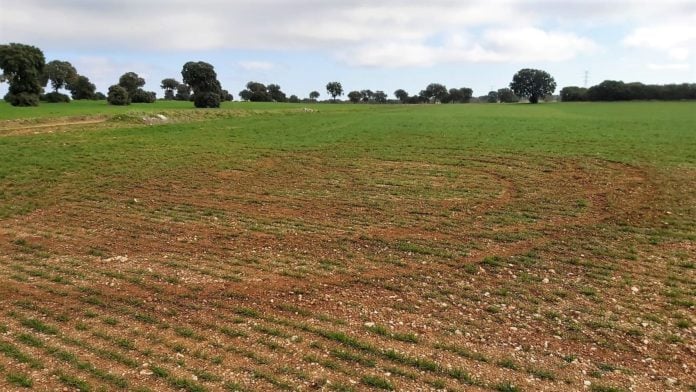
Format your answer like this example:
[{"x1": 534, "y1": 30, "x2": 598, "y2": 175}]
[{"x1": 0, "y1": 101, "x2": 694, "y2": 391}]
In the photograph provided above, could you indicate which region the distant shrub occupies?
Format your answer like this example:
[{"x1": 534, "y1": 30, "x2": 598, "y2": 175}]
[
  {"x1": 4, "y1": 92, "x2": 40, "y2": 107},
  {"x1": 220, "y1": 89, "x2": 233, "y2": 101},
  {"x1": 174, "y1": 84, "x2": 191, "y2": 101},
  {"x1": 193, "y1": 91, "x2": 221, "y2": 108},
  {"x1": 130, "y1": 88, "x2": 156, "y2": 103},
  {"x1": 42, "y1": 92, "x2": 71, "y2": 103},
  {"x1": 561, "y1": 86, "x2": 588, "y2": 101},
  {"x1": 107, "y1": 85, "x2": 130, "y2": 105}
]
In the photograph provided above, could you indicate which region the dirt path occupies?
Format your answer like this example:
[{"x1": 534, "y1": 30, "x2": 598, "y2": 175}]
[{"x1": 0, "y1": 117, "x2": 108, "y2": 135}]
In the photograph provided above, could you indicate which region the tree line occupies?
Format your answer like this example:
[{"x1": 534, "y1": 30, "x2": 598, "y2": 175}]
[
  {"x1": 561, "y1": 81, "x2": 696, "y2": 102},
  {"x1": 2, "y1": 43, "x2": 694, "y2": 108}
]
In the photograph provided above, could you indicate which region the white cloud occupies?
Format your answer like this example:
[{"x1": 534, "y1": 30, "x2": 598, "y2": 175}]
[
  {"x1": 646, "y1": 63, "x2": 691, "y2": 71},
  {"x1": 0, "y1": 1, "x2": 594, "y2": 62},
  {"x1": 71, "y1": 56, "x2": 164, "y2": 93},
  {"x1": 0, "y1": 0, "x2": 692, "y2": 69},
  {"x1": 237, "y1": 61, "x2": 275, "y2": 71},
  {"x1": 623, "y1": 16, "x2": 696, "y2": 60},
  {"x1": 339, "y1": 28, "x2": 599, "y2": 67}
]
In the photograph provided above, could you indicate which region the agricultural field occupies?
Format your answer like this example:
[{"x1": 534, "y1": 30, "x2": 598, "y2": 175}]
[{"x1": 0, "y1": 100, "x2": 694, "y2": 392}]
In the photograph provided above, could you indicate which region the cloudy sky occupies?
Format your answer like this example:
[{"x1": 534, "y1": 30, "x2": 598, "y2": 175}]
[{"x1": 1, "y1": 0, "x2": 695, "y2": 98}]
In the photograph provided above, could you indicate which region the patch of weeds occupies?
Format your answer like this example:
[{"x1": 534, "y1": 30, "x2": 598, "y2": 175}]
[
  {"x1": 17, "y1": 333, "x2": 43, "y2": 347},
  {"x1": 220, "y1": 327, "x2": 246, "y2": 338},
  {"x1": 56, "y1": 371, "x2": 91, "y2": 391},
  {"x1": 20, "y1": 318, "x2": 58, "y2": 335},
  {"x1": 463, "y1": 263, "x2": 478, "y2": 274},
  {"x1": 428, "y1": 379, "x2": 447, "y2": 389},
  {"x1": 486, "y1": 305, "x2": 501, "y2": 314},
  {"x1": 172, "y1": 342, "x2": 187, "y2": 353},
  {"x1": 677, "y1": 260, "x2": 695, "y2": 269},
  {"x1": 365, "y1": 324, "x2": 418, "y2": 343},
  {"x1": 151, "y1": 366, "x2": 169, "y2": 378},
  {"x1": 496, "y1": 381, "x2": 521, "y2": 392},
  {"x1": 330, "y1": 348, "x2": 375, "y2": 367},
  {"x1": 580, "y1": 286, "x2": 597, "y2": 297},
  {"x1": 116, "y1": 338, "x2": 135, "y2": 350},
  {"x1": 529, "y1": 368, "x2": 556, "y2": 381},
  {"x1": 435, "y1": 343, "x2": 489, "y2": 363},
  {"x1": 589, "y1": 370, "x2": 603, "y2": 379},
  {"x1": 258, "y1": 339, "x2": 283, "y2": 351},
  {"x1": 174, "y1": 326, "x2": 198, "y2": 339},
  {"x1": 252, "y1": 369, "x2": 292, "y2": 390},
  {"x1": 320, "y1": 330, "x2": 374, "y2": 352},
  {"x1": 0, "y1": 341, "x2": 43, "y2": 369},
  {"x1": 253, "y1": 325, "x2": 289, "y2": 338},
  {"x1": 665, "y1": 334, "x2": 683, "y2": 344},
  {"x1": 383, "y1": 349, "x2": 439, "y2": 372},
  {"x1": 103, "y1": 317, "x2": 119, "y2": 326},
  {"x1": 361, "y1": 375, "x2": 394, "y2": 390},
  {"x1": 384, "y1": 366, "x2": 417, "y2": 380},
  {"x1": 329, "y1": 382, "x2": 355, "y2": 392},
  {"x1": 591, "y1": 385, "x2": 626, "y2": 392},
  {"x1": 194, "y1": 370, "x2": 220, "y2": 382},
  {"x1": 481, "y1": 255, "x2": 505, "y2": 268},
  {"x1": 235, "y1": 307, "x2": 259, "y2": 318},
  {"x1": 544, "y1": 310, "x2": 560, "y2": 320},
  {"x1": 304, "y1": 354, "x2": 340, "y2": 370},
  {"x1": 676, "y1": 319, "x2": 692, "y2": 329},
  {"x1": 6, "y1": 372, "x2": 33, "y2": 388},
  {"x1": 392, "y1": 331, "x2": 419, "y2": 343},
  {"x1": 366, "y1": 323, "x2": 390, "y2": 336},
  {"x1": 87, "y1": 247, "x2": 106, "y2": 257},
  {"x1": 171, "y1": 377, "x2": 207, "y2": 392},
  {"x1": 133, "y1": 313, "x2": 157, "y2": 324},
  {"x1": 224, "y1": 381, "x2": 246, "y2": 391},
  {"x1": 497, "y1": 358, "x2": 518, "y2": 370},
  {"x1": 447, "y1": 367, "x2": 474, "y2": 383},
  {"x1": 597, "y1": 363, "x2": 617, "y2": 372}
]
